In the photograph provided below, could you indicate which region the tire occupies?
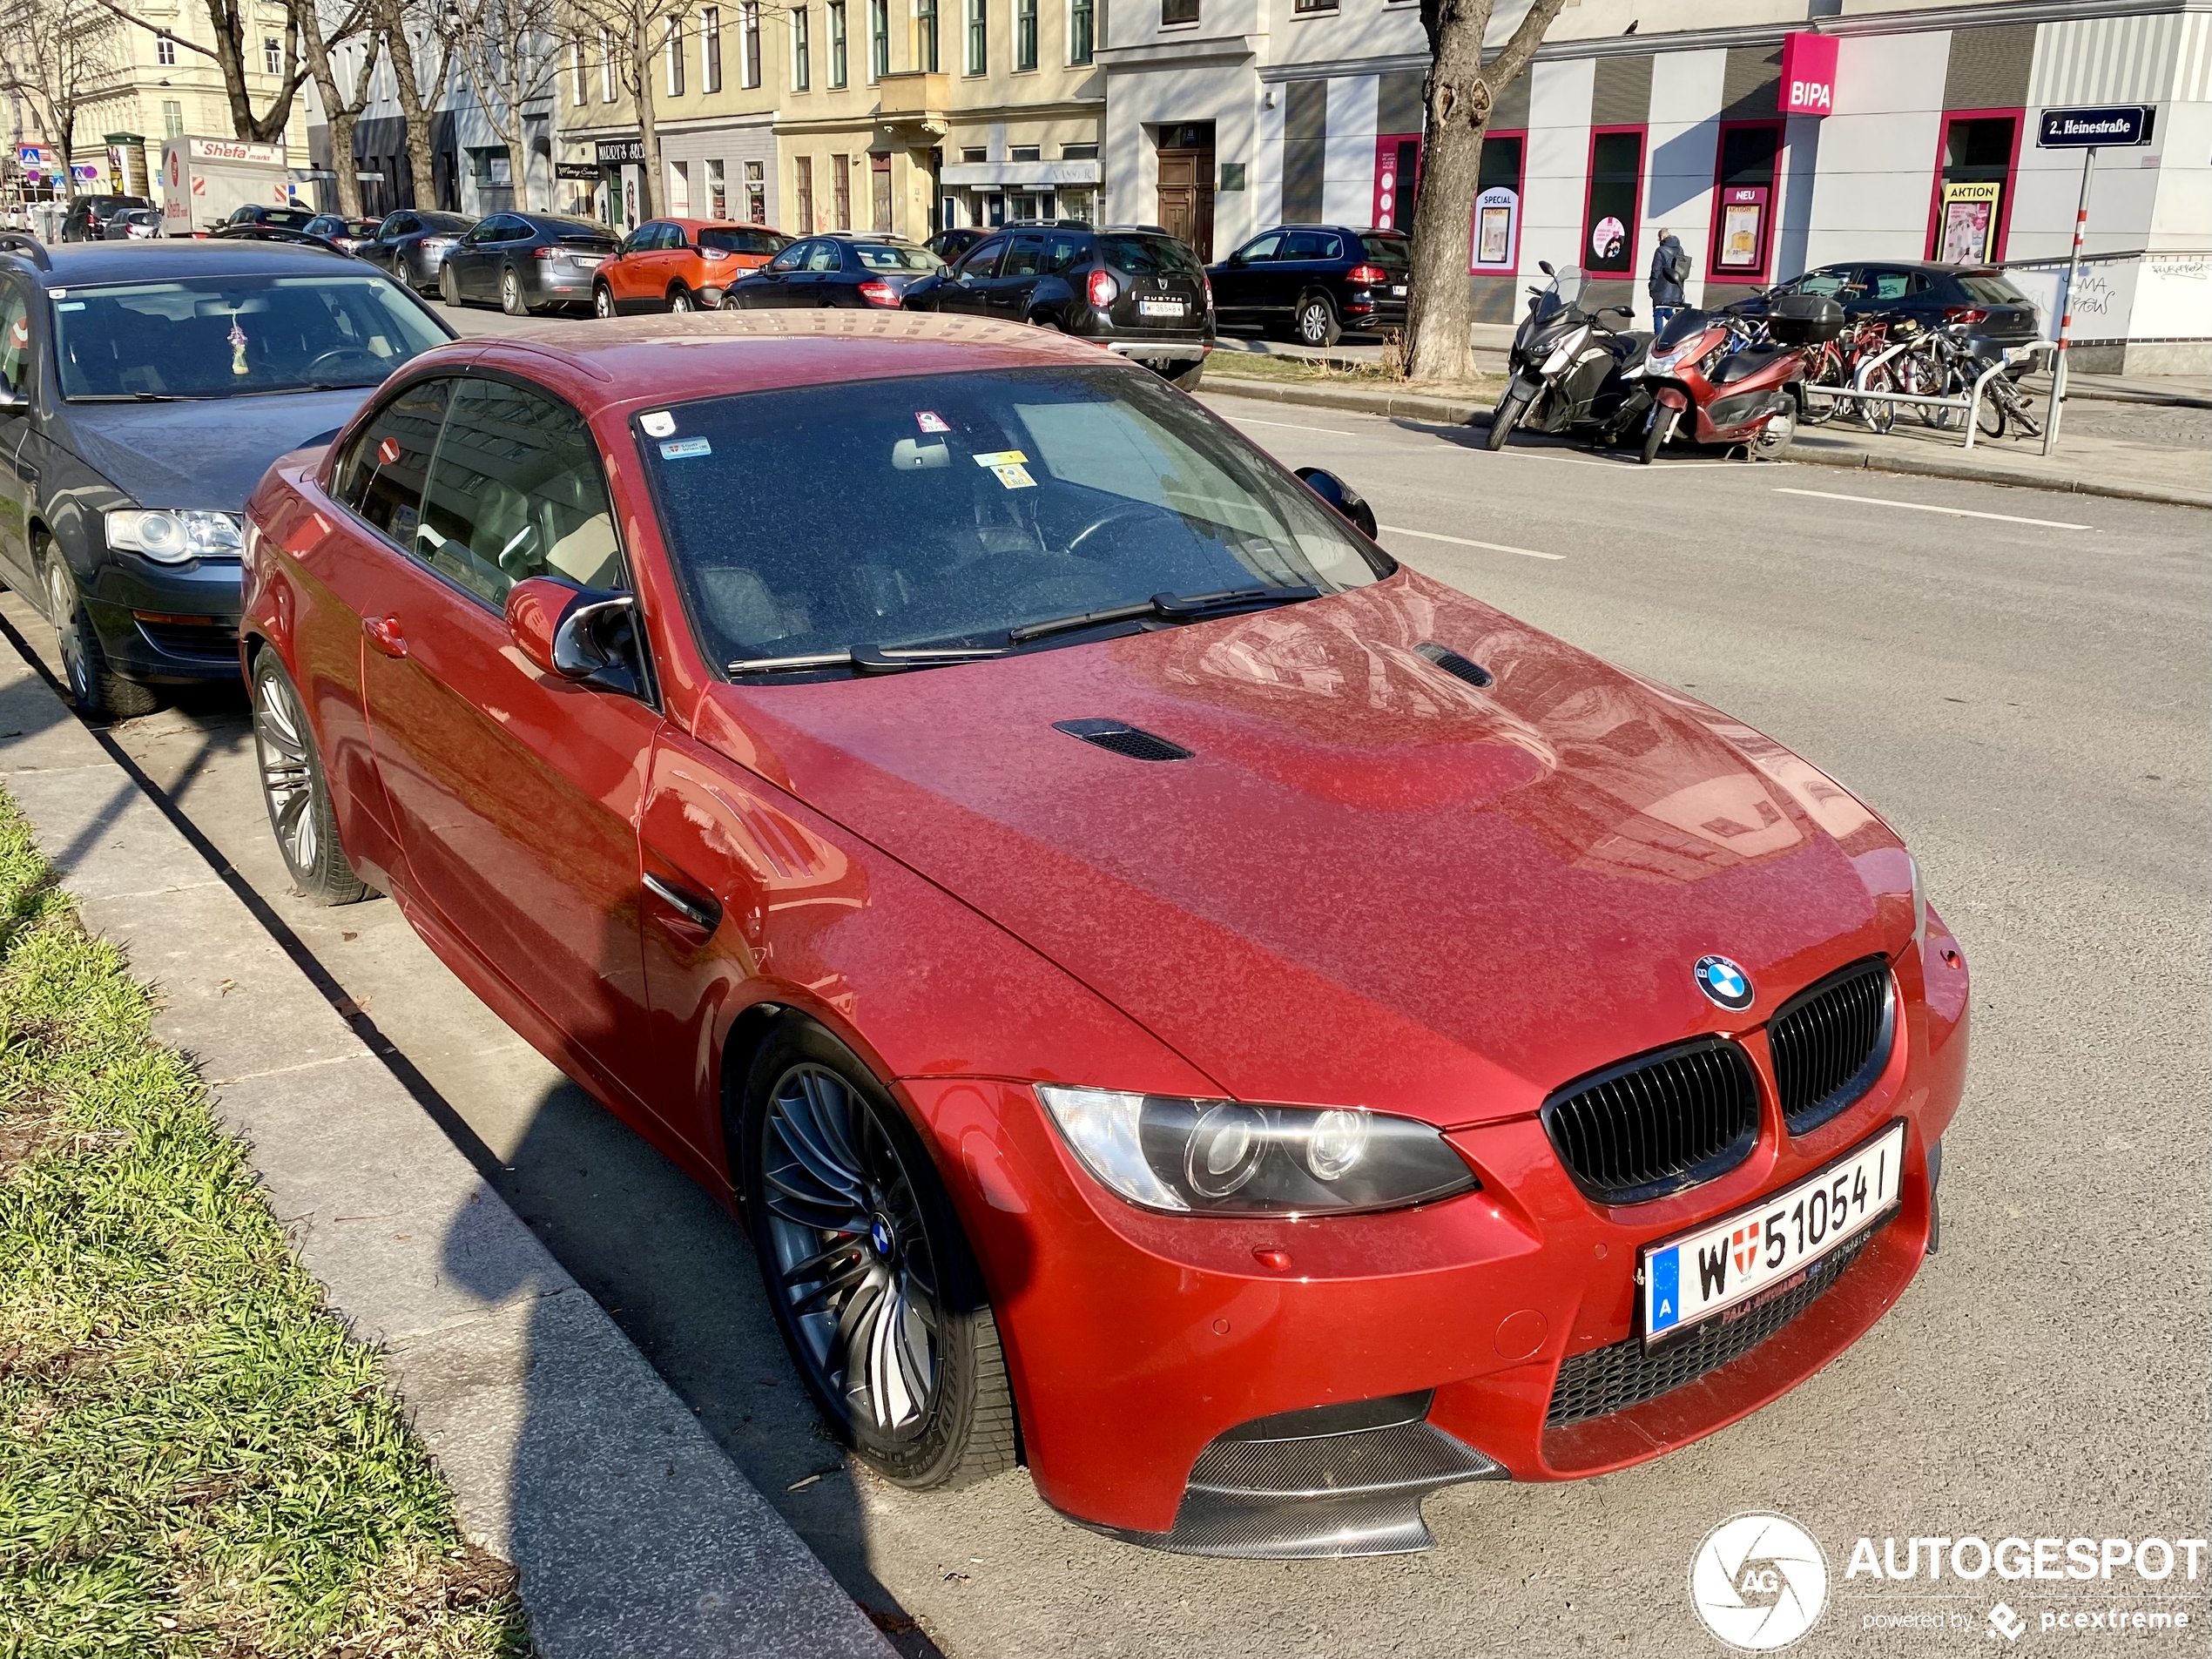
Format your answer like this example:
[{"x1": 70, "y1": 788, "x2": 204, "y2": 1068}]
[
  {"x1": 1975, "y1": 388, "x2": 2006, "y2": 440},
  {"x1": 1296, "y1": 293, "x2": 1341, "y2": 348},
  {"x1": 1168, "y1": 358, "x2": 1205, "y2": 392},
  {"x1": 1484, "y1": 380, "x2": 1534, "y2": 451},
  {"x1": 43, "y1": 551, "x2": 157, "y2": 720},
  {"x1": 738, "y1": 1018, "x2": 1017, "y2": 1491},
  {"x1": 593, "y1": 282, "x2": 616, "y2": 319},
  {"x1": 250, "y1": 651, "x2": 368, "y2": 906},
  {"x1": 1750, "y1": 406, "x2": 1797, "y2": 462},
  {"x1": 1859, "y1": 365, "x2": 1898, "y2": 435},
  {"x1": 440, "y1": 263, "x2": 461, "y2": 307},
  {"x1": 500, "y1": 267, "x2": 528, "y2": 317},
  {"x1": 1801, "y1": 354, "x2": 1844, "y2": 427},
  {"x1": 668, "y1": 286, "x2": 694, "y2": 314}
]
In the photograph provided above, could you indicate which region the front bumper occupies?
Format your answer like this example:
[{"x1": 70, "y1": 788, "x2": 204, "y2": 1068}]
[
  {"x1": 901, "y1": 918, "x2": 1969, "y2": 1554},
  {"x1": 86, "y1": 554, "x2": 245, "y2": 684}
]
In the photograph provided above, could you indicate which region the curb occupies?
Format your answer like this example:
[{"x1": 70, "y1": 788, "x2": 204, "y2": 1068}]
[
  {"x1": 0, "y1": 631, "x2": 894, "y2": 1659},
  {"x1": 1202, "y1": 374, "x2": 2209, "y2": 509}
]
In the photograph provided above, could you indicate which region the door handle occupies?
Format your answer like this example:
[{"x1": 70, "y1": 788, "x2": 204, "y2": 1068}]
[
  {"x1": 643, "y1": 871, "x2": 723, "y2": 937},
  {"x1": 363, "y1": 614, "x2": 408, "y2": 658}
]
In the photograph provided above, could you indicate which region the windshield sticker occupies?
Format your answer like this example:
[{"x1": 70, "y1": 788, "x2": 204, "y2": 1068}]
[
  {"x1": 641, "y1": 410, "x2": 677, "y2": 437},
  {"x1": 915, "y1": 410, "x2": 950, "y2": 434},
  {"x1": 660, "y1": 437, "x2": 712, "y2": 459},
  {"x1": 988, "y1": 462, "x2": 1036, "y2": 490},
  {"x1": 972, "y1": 449, "x2": 1028, "y2": 469},
  {"x1": 53, "y1": 301, "x2": 84, "y2": 312}
]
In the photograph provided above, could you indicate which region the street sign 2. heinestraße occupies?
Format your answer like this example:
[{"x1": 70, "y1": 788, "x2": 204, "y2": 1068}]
[{"x1": 2037, "y1": 105, "x2": 2153, "y2": 147}]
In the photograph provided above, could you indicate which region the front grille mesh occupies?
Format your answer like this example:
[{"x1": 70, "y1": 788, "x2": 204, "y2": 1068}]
[
  {"x1": 1547, "y1": 1233, "x2": 1872, "y2": 1427},
  {"x1": 1542, "y1": 1038, "x2": 1759, "y2": 1204},
  {"x1": 1052, "y1": 718, "x2": 1193, "y2": 762},
  {"x1": 1769, "y1": 958, "x2": 1892, "y2": 1133}
]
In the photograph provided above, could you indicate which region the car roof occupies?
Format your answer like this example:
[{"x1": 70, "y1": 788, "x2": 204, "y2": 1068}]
[
  {"x1": 1819, "y1": 260, "x2": 1993, "y2": 276},
  {"x1": 4, "y1": 239, "x2": 361, "y2": 287},
  {"x1": 408, "y1": 310, "x2": 1139, "y2": 414}
]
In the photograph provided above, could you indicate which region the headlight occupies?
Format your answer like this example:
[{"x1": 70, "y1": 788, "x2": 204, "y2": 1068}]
[
  {"x1": 1648, "y1": 346, "x2": 1683, "y2": 373},
  {"x1": 105, "y1": 509, "x2": 243, "y2": 564},
  {"x1": 1035, "y1": 1085, "x2": 1478, "y2": 1217},
  {"x1": 1540, "y1": 341, "x2": 1574, "y2": 375}
]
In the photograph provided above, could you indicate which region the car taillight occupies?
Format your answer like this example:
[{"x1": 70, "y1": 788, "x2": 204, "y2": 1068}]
[
  {"x1": 1946, "y1": 307, "x2": 1988, "y2": 324},
  {"x1": 1200, "y1": 272, "x2": 1213, "y2": 310},
  {"x1": 1346, "y1": 264, "x2": 1389, "y2": 286},
  {"x1": 859, "y1": 279, "x2": 898, "y2": 307},
  {"x1": 701, "y1": 246, "x2": 730, "y2": 261},
  {"x1": 1088, "y1": 268, "x2": 1118, "y2": 307},
  {"x1": 532, "y1": 246, "x2": 558, "y2": 260}
]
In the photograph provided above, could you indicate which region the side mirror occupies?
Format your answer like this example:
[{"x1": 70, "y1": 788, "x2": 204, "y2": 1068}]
[
  {"x1": 505, "y1": 577, "x2": 645, "y2": 698},
  {"x1": 1538, "y1": 260, "x2": 1554, "y2": 277},
  {"x1": 0, "y1": 383, "x2": 25, "y2": 415},
  {"x1": 1295, "y1": 467, "x2": 1378, "y2": 541}
]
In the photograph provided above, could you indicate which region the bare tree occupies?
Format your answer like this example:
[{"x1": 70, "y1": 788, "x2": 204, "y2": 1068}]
[
  {"x1": 300, "y1": 0, "x2": 381, "y2": 216},
  {"x1": 1401, "y1": 0, "x2": 1568, "y2": 382},
  {"x1": 451, "y1": 0, "x2": 559, "y2": 211},
  {"x1": 569, "y1": 0, "x2": 663, "y2": 218},
  {"x1": 85, "y1": 0, "x2": 310, "y2": 143},
  {"x1": 0, "y1": 0, "x2": 126, "y2": 197},
  {"x1": 375, "y1": 0, "x2": 459, "y2": 210}
]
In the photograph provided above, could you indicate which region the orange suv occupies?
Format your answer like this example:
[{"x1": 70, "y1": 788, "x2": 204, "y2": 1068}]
[{"x1": 591, "y1": 218, "x2": 792, "y2": 316}]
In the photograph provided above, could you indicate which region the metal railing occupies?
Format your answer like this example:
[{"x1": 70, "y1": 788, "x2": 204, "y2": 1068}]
[{"x1": 1801, "y1": 338, "x2": 2055, "y2": 450}]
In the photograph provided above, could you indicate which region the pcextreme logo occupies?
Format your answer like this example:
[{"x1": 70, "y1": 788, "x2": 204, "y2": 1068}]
[{"x1": 1689, "y1": 1512, "x2": 1831, "y2": 1651}]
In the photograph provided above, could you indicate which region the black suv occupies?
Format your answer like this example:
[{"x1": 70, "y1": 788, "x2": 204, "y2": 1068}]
[
  {"x1": 59, "y1": 195, "x2": 152, "y2": 243},
  {"x1": 0, "y1": 234, "x2": 454, "y2": 716},
  {"x1": 1730, "y1": 260, "x2": 2040, "y2": 354},
  {"x1": 1208, "y1": 225, "x2": 1411, "y2": 347},
  {"x1": 901, "y1": 223, "x2": 1214, "y2": 389}
]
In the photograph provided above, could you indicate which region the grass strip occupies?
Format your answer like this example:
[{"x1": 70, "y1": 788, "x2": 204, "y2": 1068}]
[{"x1": 0, "y1": 792, "x2": 529, "y2": 1657}]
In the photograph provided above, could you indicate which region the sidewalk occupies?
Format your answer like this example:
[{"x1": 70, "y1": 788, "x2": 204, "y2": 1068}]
[{"x1": 0, "y1": 632, "x2": 894, "y2": 1659}]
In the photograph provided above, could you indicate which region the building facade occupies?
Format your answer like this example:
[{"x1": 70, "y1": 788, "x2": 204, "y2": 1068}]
[{"x1": 1099, "y1": 0, "x2": 2212, "y2": 369}]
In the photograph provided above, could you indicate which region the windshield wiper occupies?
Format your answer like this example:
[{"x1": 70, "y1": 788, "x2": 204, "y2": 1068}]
[
  {"x1": 1008, "y1": 584, "x2": 1319, "y2": 645},
  {"x1": 727, "y1": 644, "x2": 1012, "y2": 677},
  {"x1": 67, "y1": 392, "x2": 205, "y2": 402}
]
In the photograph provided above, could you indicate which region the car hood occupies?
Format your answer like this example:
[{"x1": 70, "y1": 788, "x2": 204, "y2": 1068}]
[
  {"x1": 64, "y1": 387, "x2": 377, "y2": 509},
  {"x1": 702, "y1": 570, "x2": 1911, "y2": 1126}
]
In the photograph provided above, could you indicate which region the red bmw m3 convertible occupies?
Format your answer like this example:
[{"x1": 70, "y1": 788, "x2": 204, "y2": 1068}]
[{"x1": 240, "y1": 312, "x2": 1969, "y2": 1559}]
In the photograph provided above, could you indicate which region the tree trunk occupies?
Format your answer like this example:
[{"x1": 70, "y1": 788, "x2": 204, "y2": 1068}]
[
  {"x1": 300, "y1": 8, "x2": 376, "y2": 217},
  {"x1": 630, "y1": 10, "x2": 659, "y2": 219},
  {"x1": 1402, "y1": 0, "x2": 1567, "y2": 384},
  {"x1": 200, "y1": 0, "x2": 305, "y2": 143},
  {"x1": 381, "y1": 13, "x2": 440, "y2": 211}
]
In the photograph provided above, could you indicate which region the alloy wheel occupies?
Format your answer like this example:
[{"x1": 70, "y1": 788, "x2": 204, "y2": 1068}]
[
  {"x1": 760, "y1": 1063, "x2": 943, "y2": 1440},
  {"x1": 253, "y1": 664, "x2": 320, "y2": 878},
  {"x1": 44, "y1": 562, "x2": 90, "y2": 705},
  {"x1": 502, "y1": 269, "x2": 523, "y2": 314},
  {"x1": 669, "y1": 288, "x2": 692, "y2": 313},
  {"x1": 594, "y1": 285, "x2": 614, "y2": 319}
]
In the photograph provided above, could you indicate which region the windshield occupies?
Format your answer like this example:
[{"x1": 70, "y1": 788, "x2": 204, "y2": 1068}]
[
  {"x1": 639, "y1": 365, "x2": 1386, "y2": 673},
  {"x1": 53, "y1": 273, "x2": 448, "y2": 400},
  {"x1": 853, "y1": 243, "x2": 940, "y2": 271},
  {"x1": 1529, "y1": 264, "x2": 1587, "y2": 323},
  {"x1": 701, "y1": 227, "x2": 786, "y2": 255}
]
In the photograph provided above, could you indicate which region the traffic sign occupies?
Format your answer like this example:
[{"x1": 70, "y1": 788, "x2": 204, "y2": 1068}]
[{"x1": 2037, "y1": 105, "x2": 2152, "y2": 147}]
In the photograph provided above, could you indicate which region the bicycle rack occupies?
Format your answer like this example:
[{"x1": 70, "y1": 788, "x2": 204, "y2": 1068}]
[{"x1": 1804, "y1": 339, "x2": 2055, "y2": 450}]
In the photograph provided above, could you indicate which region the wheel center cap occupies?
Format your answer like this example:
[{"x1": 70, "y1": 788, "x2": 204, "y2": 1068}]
[{"x1": 868, "y1": 1216, "x2": 894, "y2": 1258}]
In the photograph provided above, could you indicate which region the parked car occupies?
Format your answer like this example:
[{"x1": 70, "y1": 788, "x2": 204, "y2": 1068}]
[
  {"x1": 59, "y1": 195, "x2": 152, "y2": 243},
  {"x1": 591, "y1": 218, "x2": 791, "y2": 316},
  {"x1": 1208, "y1": 225, "x2": 1411, "y2": 347},
  {"x1": 226, "y1": 204, "x2": 320, "y2": 232},
  {"x1": 0, "y1": 233, "x2": 454, "y2": 717},
  {"x1": 302, "y1": 213, "x2": 383, "y2": 254},
  {"x1": 358, "y1": 209, "x2": 478, "y2": 291},
  {"x1": 901, "y1": 223, "x2": 1214, "y2": 389},
  {"x1": 437, "y1": 212, "x2": 620, "y2": 315},
  {"x1": 101, "y1": 207, "x2": 165, "y2": 240},
  {"x1": 1730, "y1": 260, "x2": 2040, "y2": 354},
  {"x1": 720, "y1": 233, "x2": 941, "y2": 312},
  {"x1": 239, "y1": 308, "x2": 1966, "y2": 1561},
  {"x1": 926, "y1": 226, "x2": 992, "y2": 264}
]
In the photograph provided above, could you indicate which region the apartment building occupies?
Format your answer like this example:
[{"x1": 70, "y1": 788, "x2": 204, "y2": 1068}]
[{"x1": 1097, "y1": 0, "x2": 2211, "y2": 368}]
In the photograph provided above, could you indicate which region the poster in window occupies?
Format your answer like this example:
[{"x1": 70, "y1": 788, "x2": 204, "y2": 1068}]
[
  {"x1": 1939, "y1": 181, "x2": 2001, "y2": 263},
  {"x1": 1717, "y1": 186, "x2": 1767, "y2": 270},
  {"x1": 1469, "y1": 185, "x2": 1518, "y2": 272}
]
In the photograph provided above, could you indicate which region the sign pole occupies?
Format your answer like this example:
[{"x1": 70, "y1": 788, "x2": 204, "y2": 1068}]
[{"x1": 2043, "y1": 144, "x2": 2096, "y2": 456}]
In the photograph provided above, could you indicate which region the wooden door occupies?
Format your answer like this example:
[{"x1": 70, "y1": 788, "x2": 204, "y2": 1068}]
[{"x1": 1156, "y1": 146, "x2": 1216, "y2": 260}]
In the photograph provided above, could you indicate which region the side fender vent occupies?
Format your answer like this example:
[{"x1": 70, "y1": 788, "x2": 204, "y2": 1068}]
[
  {"x1": 1414, "y1": 643, "x2": 1494, "y2": 688},
  {"x1": 1053, "y1": 718, "x2": 1193, "y2": 762}
]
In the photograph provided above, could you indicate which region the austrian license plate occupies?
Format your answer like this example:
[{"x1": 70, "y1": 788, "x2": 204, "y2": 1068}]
[
  {"x1": 570, "y1": 255, "x2": 604, "y2": 266},
  {"x1": 1138, "y1": 299, "x2": 1186, "y2": 317},
  {"x1": 1391, "y1": 284, "x2": 1408, "y2": 296},
  {"x1": 1641, "y1": 1121, "x2": 1905, "y2": 1350}
]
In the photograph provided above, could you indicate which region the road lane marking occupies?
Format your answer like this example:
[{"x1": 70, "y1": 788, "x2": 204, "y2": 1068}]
[
  {"x1": 1382, "y1": 525, "x2": 1565, "y2": 561},
  {"x1": 1772, "y1": 487, "x2": 2096, "y2": 531},
  {"x1": 1224, "y1": 415, "x2": 1361, "y2": 437}
]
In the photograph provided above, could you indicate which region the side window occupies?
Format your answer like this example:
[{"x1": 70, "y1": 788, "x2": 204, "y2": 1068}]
[
  {"x1": 765, "y1": 241, "x2": 808, "y2": 272},
  {"x1": 1043, "y1": 233, "x2": 1087, "y2": 273},
  {"x1": 415, "y1": 378, "x2": 626, "y2": 610},
  {"x1": 334, "y1": 376, "x2": 454, "y2": 545},
  {"x1": 1280, "y1": 231, "x2": 1330, "y2": 260},
  {"x1": 1867, "y1": 269, "x2": 1913, "y2": 302},
  {"x1": 959, "y1": 236, "x2": 1008, "y2": 277},
  {"x1": 1235, "y1": 233, "x2": 1282, "y2": 264},
  {"x1": 806, "y1": 241, "x2": 844, "y2": 272},
  {"x1": 0, "y1": 283, "x2": 33, "y2": 399},
  {"x1": 1002, "y1": 233, "x2": 1045, "y2": 278}
]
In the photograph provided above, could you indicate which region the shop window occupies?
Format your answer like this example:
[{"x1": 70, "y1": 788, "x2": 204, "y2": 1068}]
[
  {"x1": 1468, "y1": 131, "x2": 1523, "y2": 272},
  {"x1": 708, "y1": 158, "x2": 726, "y2": 218},
  {"x1": 1370, "y1": 134, "x2": 1419, "y2": 231},
  {"x1": 1928, "y1": 111, "x2": 2020, "y2": 263},
  {"x1": 1709, "y1": 121, "x2": 1780, "y2": 283},
  {"x1": 745, "y1": 160, "x2": 765, "y2": 223},
  {"x1": 1581, "y1": 127, "x2": 1642, "y2": 275}
]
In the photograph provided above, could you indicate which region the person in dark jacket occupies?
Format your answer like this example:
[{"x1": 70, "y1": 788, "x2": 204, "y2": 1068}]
[{"x1": 1649, "y1": 228, "x2": 1689, "y2": 328}]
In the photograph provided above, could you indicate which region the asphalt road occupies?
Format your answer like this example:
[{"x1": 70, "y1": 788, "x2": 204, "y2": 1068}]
[{"x1": 16, "y1": 300, "x2": 2208, "y2": 1658}]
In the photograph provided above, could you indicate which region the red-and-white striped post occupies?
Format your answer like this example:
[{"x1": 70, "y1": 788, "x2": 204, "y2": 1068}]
[{"x1": 2044, "y1": 145, "x2": 2096, "y2": 456}]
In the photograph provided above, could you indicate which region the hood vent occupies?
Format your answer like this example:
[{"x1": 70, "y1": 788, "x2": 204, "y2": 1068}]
[
  {"x1": 1054, "y1": 718, "x2": 1194, "y2": 762},
  {"x1": 1415, "y1": 643, "x2": 1494, "y2": 688}
]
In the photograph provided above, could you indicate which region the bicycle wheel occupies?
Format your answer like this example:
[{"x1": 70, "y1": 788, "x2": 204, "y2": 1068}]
[
  {"x1": 1801, "y1": 348, "x2": 1844, "y2": 427},
  {"x1": 1860, "y1": 364, "x2": 1898, "y2": 435},
  {"x1": 1975, "y1": 385, "x2": 2006, "y2": 439},
  {"x1": 1901, "y1": 351, "x2": 1951, "y2": 428},
  {"x1": 2000, "y1": 382, "x2": 2040, "y2": 437}
]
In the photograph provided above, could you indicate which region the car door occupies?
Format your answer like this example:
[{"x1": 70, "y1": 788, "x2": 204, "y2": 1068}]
[
  {"x1": 986, "y1": 232, "x2": 1047, "y2": 323},
  {"x1": 742, "y1": 239, "x2": 807, "y2": 307},
  {"x1": 354, "y1": 370, "x2": 664, "y2": 1110},
  {"x1": 938, "y1": 235, "x2": 1006, "y2": 316},
  {"x1": 374, "y1": 212, "x2": 416, "y2": 276},
  {"x1": 803, "y1": 239, "x2": 846, "y2": 305},
  {"x1": 1275, "y1": 230, "x2": 1339, "y2": 316},
  {"x1": 462, "y1": 217, "x2": 514, "y2": 299},
  {"x1": 610, "y1": 221, "x2": 665, "y2": 307},
  {"x1": 0, "y1": 279, "x2": 38, "y2": 588},
  {"x1": 1211, "y1": 231, "x2": 1281, "y2": 322}
]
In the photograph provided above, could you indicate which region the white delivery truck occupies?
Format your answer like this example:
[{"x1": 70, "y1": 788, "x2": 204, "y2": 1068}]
[{"x1": 158, "y1": 136, "x2": 297, "y2": 236}]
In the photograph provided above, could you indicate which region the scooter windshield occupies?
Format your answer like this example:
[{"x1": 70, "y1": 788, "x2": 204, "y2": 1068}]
[
  {"x1": 1529, "y1": 265, "x2": 1589, "y2": 323},
  {"x1": 1655, "y1": 308, "x2": 1712, "y2": 349}
]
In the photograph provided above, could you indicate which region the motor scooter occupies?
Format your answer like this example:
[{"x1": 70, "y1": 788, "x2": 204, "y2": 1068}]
[
  {"x1": 1636, "y1": 293, "x2": 1844, "y2": 464},
  {"x1": 1485, "y1": 263, "x2": 1653, "y2": 452}
]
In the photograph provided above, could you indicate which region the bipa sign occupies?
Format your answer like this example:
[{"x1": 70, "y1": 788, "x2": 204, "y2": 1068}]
[{"x1": 1779, "y1": 32, "x2": 1838, "y2": 117}]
